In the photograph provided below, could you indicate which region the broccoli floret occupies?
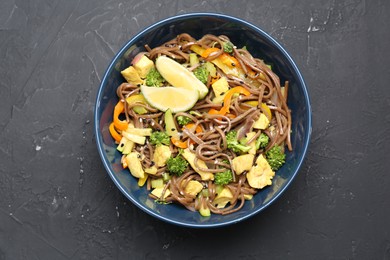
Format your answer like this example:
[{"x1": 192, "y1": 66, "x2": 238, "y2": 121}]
[
  {"x1": 193, "y1": 65, "x2": 209, "y2": 84},
  {"x1": 226, "y1": 130, "x2": 251, "y2": 153},
  {"x1": 265, "y1": 145, "x2": 286, "y2": 171},
  {"x1": 149, "y1": 131, "x2": 170, "y2": 146},
  {"x1": 177, "y1": 115, "x2": 192, "y2": 126},
  {"x1": 223, "y1": 42, "x2": 234, "y2": 54},
  {"x1": 255, "y1": 133, "x2": 269, "y2": 150},
  {"x1": 221, "y1": 159, "x2": 230, "y2": 165},
  {"x1": 214, "y1": 170, "x2": 233, "y2": 185},
  {"x1": 145, "y1": 68, "x2": 165, "y2": 87},
  {"x1": 166, "y1": 155, "x2": 188, "y2": 176}
]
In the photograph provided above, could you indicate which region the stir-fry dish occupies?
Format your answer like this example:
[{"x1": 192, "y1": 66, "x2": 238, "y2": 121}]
[{"x1": 108, "y1": 33, "x2": 292, "y2": 216}]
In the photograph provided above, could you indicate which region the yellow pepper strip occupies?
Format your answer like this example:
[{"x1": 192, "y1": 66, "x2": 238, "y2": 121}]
[
  {"x1": 138, "y1": 173, "x2": 148, "y2": 187},
  {"x1": 260, "y1": 102, "x2": 272, "y2": 121},
  {"x1": 109, "y1": 122, "x2": 122, "y2": 143},
  {"x1": 244, "y1": 100, "x2": 258, "y2": 107},
  {"x1": 244, "y1": 101, "x2": 272, "y2": 121},
  {"x1": 171, "y1": 137, "x2": 188, "y2": 149},
  {"x1": 190, "y1": 45, "x2": 206, "y2": 56},
  {"x1": 113, "y1": 101, "x2": 128, "y2": 131}
]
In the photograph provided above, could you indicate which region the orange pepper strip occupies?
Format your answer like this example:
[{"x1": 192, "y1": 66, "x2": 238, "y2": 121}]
[
  {"x1": 109, "y1": 122, "x2": 122, "y2": 143},
  {"x1": 217, "y1": 86, "x2": 251, "y2": 115},
  {"x1": 208, "y1": 109, "x2": 237, "y2": 121},
  {"x1": 208, "y1": 108, "x2": 221, "y2": 115},
  {"x1": 171, "y1": 137, "x2": 188, "y2": 149},
  {"x1": 113, "y1": 101, "x2": 128, "y2": 131},
  {"x1": 201, "y1": 47, "x2": 221, "y2": 58},
  {"x1": 121, "y1": 155, "x2": 128, "y2": 169},
  {"x1": 219, "y1": 53, "x2": 241, "y2": 68},
  {"x1": 226, "y1": 113, "x2": 237, "y2": 119},
  {"x1": 208, "y1": 86, "x2": 251, "y2": 116},
  {"x1": 210, "y1": 75, "x2": 221, "y2": 85},
  {"x1": 183, "y1": 123, "x2": 202, "y2": 134}
]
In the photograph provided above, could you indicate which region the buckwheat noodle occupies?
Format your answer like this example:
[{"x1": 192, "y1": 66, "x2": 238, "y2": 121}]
[{"x1": 116, "y1": 34, "x2": 291, "y2": 215}]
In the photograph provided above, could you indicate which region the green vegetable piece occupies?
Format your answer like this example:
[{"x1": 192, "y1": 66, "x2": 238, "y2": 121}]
[
  {"x1": 214, "y1": 170, "x2": 233, "y2": 186},
  {"x1": 117, "y1": 137, "x2": 127, "y2": 152},
  {"x1": 201, "y1": 188, "x2": 209, "y2": 198},
  {"x1": 165, "y1": 109, "x2": 178, "y2": 139},
  {"x1": 205, "y1": 62, "x2": 216, "y2": 77},
  {"x1": 149, "y1": 131, "x2": 170, "y2": 146},
  {"x1": 177, "y1": 115, "x2": 192, "y2": 126},
  {"x1": 226, "y1": 130, "x2": 251, "y2": 153},
  {"x1": 133, "y1": 106, "x2": 148, "y2": 115},
  {"x1": 122, "y1": 140, "x2": 134, "y2": 154},
  {"x1": 193, "y1": 65, "x2": 209, "y2": 84},
  {"x1": 255, "y1": 133, "x2": 269, "y2": 150},
  {"x1": 162, "y1": 172, "x2": 171, "y2": 182},
  {"x1": 166, "y1": 155, "x2": 189, "y2": 176},
  {"x1": 145, "y1": 67, "x2": 165, "y2": 87},
  {"x1": 199, "y1": 203, "x2": 211, "y2": 217},
  {"x1": 223, "y1": 42, "x2": 234, "y2": 54},
  {"x1": 189, "y1": 53, "x2": 199, "y2": 67},
  {"x1": 151, "y1": 178, "x2": 164, "y2": 189},
  {"x1": 215, "y1": 184, "x2": 224, "y2": 194},
  {"x1": 189, "y1": 110, "x2": 202, "y2": 117},
  {"x1": 265, "y1": 145, "x2": 286, "y2": 171}
]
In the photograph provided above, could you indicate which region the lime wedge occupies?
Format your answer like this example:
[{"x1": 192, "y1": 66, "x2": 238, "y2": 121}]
[
  {"x1": 140, "y1": 85, "x2": 199, "y2": 113},
  {"x1": 155, "y1": 56, "x2": 209, "y2": 99}
]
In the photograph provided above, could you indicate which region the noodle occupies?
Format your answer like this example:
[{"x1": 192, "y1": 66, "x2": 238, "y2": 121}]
[{"x1": 114, "y1": 33, "x2": 292, "y2": 216}]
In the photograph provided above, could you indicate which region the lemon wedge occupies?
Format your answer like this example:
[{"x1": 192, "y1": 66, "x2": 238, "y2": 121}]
[
  {"x1": 140, "y1": 85, "x2": 199, "y2": 113},
  {"x1": 155, "y1": 56, "x2": 209, "y2": 99}
]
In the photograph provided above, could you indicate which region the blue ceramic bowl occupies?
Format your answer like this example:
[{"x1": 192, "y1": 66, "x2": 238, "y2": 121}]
[{"x1": 94, "y1": 13, "x2": 311, "y2": 228}]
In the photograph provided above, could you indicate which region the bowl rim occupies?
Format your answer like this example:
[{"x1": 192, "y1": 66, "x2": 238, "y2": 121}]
[{"x1": 94, "y1": 12, "x2": 312, "y2": 228}]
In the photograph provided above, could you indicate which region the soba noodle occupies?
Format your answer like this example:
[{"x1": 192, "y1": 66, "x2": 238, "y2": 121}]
[{"x1": 114, "y1": 34, "x2": 292, "y2": 215}]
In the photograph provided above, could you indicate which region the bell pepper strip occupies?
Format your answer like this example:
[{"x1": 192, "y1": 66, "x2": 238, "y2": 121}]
[
  {"x1": 226, "y1": 113, "x2": 237, "y2": 119},
  {"x1": 171, "y1": 137, "x2": 188, "y2": 149},
  {"x1": 182, "y1": 123, "x2": 203, "y2": 146},
  {"x1": 222, "y1": 86, "x2": 251, "y2": 114},
  {"x1": 109, "y1": 122, "x2": 122, "y2": 143},
  {"x1": 121, "y1": 155, "x2": 128, "y2": 169},
  {"x1": 138, "y1": 173, "x2": 148, "y2": 187},
  {"x1": 244, "y1": 101, "x2": 272, "y2": 121},
  {"x1": 190, "y1": 45, "x2": 205, "y2": 56},
  {"x1": 201, "y1": 48, "x2": 241, "y2": 68},
  {"x1": 208, "y1": 109, "x2": 236, "y2": 120},
  {"x1": 260, "y1": 102, "x2": 272, "y2": 121},
  {"x1": 208, "y1": 108, "x2": 221, "y2": 115},
  {"x1": 201, "y1": 47, "x2": 220, "y2": 58},
  {"x1": 219, "y1": 53, "x2": 241, "y2": 68},
  {"x1": 183, "y1": 123, "x2": 203, "y2": 134},
  {"x1": 113, "y1": 101, "x2": 128, "y2": 131},
  {"x1": 209, "y1": 86, "x2": 251, "y2": 116},
  {"x1": 210, "y1": 76, "x2": 221, "y2": 85},
  {"x1": 244, "y1": 100, "x2": 258, "y2": 107}
]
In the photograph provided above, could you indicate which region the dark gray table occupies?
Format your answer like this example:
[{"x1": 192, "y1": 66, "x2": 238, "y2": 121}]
[{"x1": 1, "y1": 0, "x2": 389, "y2": 259}]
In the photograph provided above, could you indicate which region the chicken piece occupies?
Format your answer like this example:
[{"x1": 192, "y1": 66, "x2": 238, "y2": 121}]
[
  {"x1": 247, "y1": 154, "x2": 275, "y2": 189},
  {"x1": 232, "y1": 154, "x2": 255, "y2": 175}
]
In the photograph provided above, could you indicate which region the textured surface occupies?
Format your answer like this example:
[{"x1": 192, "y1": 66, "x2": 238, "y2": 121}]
[{"x1": 0, "y1": 0, "x2": 389, "y2": 259}]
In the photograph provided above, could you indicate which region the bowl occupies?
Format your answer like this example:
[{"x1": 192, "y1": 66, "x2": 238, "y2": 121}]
[{"x1": 94, "y1": 13, "x2": 311, "y2": 228}]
